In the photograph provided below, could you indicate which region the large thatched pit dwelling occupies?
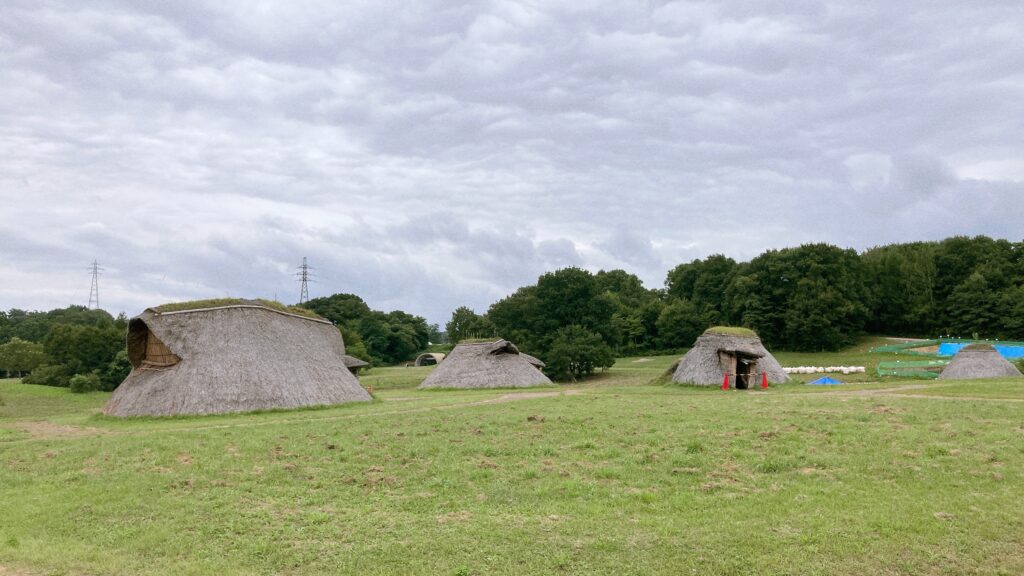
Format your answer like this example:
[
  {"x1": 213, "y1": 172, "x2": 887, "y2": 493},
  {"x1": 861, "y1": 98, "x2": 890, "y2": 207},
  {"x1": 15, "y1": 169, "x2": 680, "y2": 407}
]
[
  {"x1": 670, "y1": 327, "x2": 789, "y2": 388},
  {"x1": 939, "y1": 343, "x2": 1023, "y2": 380},
  {"x1": 103, "y1": 300, "x2": 372, "y2": 417},
  {"x1": 417, "y1": 339, "x2": 551, "y2": 389}
]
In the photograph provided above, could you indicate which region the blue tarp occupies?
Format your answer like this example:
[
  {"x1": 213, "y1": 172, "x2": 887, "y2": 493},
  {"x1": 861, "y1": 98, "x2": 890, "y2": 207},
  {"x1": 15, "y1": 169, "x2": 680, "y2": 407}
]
[
  {"x1": 808, "y1": 376, "x2": 843, "y2": 385},
  {"x1": 938, "y1": 343, "x2": 1024, "y2": 359}
]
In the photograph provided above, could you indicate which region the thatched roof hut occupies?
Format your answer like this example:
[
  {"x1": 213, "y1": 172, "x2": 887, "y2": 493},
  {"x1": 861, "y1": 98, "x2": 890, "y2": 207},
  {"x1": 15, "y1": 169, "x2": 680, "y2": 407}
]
[
  {"x1": 343, "y1": 355, "x2": 369, "y2": 375},
  {"x1": 414, "y1": 352, "x2": 446, "y2": 366},
  {"x1": 104, "y1": 300, "x2": 372, "y2": 417},
  {"x1": 417, "y1": 339, "x2": 551, "y2": 389},
  {"x1": 670, "y1": 327, "x2": 789, "y2": 388},
  {"x1": 938, "y1": 344, "x2": 1023, "y2": 380}
]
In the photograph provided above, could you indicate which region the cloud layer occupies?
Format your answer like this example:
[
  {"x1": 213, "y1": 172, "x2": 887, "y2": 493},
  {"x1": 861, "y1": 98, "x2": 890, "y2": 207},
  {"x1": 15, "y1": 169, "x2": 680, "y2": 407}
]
[{"x1": 1, "y1": 1, "x2": 1022, "y2": 323}]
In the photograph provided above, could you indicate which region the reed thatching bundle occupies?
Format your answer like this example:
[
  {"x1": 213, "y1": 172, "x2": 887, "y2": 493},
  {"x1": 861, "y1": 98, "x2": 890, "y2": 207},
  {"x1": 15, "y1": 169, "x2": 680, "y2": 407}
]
[
  {"x1": 938, "y1": 344, "x2": 1023, "y2": 380},
  {"x1": 417, "y1": 339, "x2": 551, "y2": 389},
  {"x1": 670, "y1": 327, "x2": 789, "y2": 387},
  {"x1": 104, "y1": 301, "x2": 372, "y2": 417}
]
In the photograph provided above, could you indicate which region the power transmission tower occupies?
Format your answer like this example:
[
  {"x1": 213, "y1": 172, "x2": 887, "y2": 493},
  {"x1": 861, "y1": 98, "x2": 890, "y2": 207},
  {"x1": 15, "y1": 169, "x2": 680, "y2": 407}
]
[
  {"x1": 87, "y1": 259, "x2": 103, "y2": 309},
  {"x1": 296, "y1": 257, "x2": 313, "y2": 304}
]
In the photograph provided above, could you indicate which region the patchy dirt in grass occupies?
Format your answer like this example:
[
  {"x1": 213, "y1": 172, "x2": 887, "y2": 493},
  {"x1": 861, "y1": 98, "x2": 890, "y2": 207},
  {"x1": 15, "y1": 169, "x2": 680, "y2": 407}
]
[
  {"x1": 490, "y1": 390, "x2": 583, "y2": 403},
  {"x1": 14, "y1": 421, "x2": 110, "y2": 440},
  {"x1": 0, "y1": 565, "x2": 42, "y2": 576},
  {"x1": 799, "y1": 383, "x2": 1023, "y2": 402}
]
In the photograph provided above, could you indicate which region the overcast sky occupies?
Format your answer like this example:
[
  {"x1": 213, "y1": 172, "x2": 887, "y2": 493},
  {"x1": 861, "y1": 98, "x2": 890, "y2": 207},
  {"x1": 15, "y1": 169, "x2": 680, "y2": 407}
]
[{"x1": 1, "y1": 1, "x2": 1022, "y2": 324}]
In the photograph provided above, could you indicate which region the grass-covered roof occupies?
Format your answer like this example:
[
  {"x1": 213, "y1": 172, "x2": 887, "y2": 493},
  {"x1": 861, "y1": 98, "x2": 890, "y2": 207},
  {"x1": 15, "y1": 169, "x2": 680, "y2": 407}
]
[
  {"x1": 703, "y1": 326, "x2": 758, "y2": 337},
  {"x1": 152, "y1": 298, "x2": 322, "y2": 319}
]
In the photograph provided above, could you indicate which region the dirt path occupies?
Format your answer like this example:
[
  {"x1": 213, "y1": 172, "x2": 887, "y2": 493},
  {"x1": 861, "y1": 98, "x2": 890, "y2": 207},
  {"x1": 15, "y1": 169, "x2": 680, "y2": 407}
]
[{"x1": 14, "y1": 421, "x2": 112, "y2": 440}]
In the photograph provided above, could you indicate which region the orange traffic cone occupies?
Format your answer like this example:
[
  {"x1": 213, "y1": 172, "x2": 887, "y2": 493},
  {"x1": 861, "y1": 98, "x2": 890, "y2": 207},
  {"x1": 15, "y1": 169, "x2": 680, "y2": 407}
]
[
  {"x1": 722, "y1": 373, "x2": 730, "y2": 390},
  {"x1": 761, "y1": 373, "x2": 768, "y2": 389}
]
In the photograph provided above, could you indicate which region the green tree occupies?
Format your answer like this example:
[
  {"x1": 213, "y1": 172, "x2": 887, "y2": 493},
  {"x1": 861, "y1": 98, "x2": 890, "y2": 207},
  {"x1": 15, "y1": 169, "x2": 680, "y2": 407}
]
[
  {"x1": 446, "y1": 307, "x2": 496, "y2": 343},
  {"x1": 861, "y1": 242, "x2": 937, "y2": 335},
  {"x1": 666, "y1": 254, "x2": 737, "y2": 325},
  {"x1": 945, "y1": 272, "x2": 1001, "y2": 337},
  {"x1": 42, "y1": 324, "x2": 124, "y2": 385},
  {"x1": 302, "y1": 293, "x2": 373, "y2": 326},
  {"x1": 544, "y1": 326, "x2": 615, "y2": 382},
  {"x1": 68, "y1": 372, "x2": 102, "y2": 393},
  {"x1": 0, "y1": 337, "x2": 47, "y2": 377},
  {"x1": 101, "y1": 350, "x2": 132, "y2": 391},
  {"x1": 340, "y1": 326, "x2": 372, "y2": 363},
  {"x1": 655, "y1": 299, "x2": 703, "y2": 349},
  {"x1": 721, "y1": 244, "x2": 867, "y2": 350},
  {"x1": 486, "y1": 286, "x2": 542, "y2": 353}
]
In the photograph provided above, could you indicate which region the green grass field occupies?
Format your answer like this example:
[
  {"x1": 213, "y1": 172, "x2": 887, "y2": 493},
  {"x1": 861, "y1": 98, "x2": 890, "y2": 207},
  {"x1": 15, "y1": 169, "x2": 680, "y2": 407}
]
[{"x1": 1, "y1": 345, "x2": 1023, "y2": 575}]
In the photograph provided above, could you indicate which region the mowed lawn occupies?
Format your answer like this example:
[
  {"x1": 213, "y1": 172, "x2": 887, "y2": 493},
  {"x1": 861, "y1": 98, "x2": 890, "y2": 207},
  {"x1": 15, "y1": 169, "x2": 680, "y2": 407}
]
[{"x1": 1, "y1": 351, "x2": 1023, "y2": 575}]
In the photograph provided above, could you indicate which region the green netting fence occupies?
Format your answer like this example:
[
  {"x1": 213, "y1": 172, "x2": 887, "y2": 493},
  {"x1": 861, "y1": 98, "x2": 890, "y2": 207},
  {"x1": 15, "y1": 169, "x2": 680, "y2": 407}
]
[
  {"x1": 869, "y1": 339, "x2": 943, "y2": 355},
  {"x1": 876, "y1": 359, "x2": 949, "y2": 379}
]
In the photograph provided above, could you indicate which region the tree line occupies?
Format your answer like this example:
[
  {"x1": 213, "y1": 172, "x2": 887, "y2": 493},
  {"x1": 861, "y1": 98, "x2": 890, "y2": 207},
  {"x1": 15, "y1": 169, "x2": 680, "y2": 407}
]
[
  {"x1": 0, "y1": 307, "x2": 131, "y2": 391},
  {"x1": 2, "y1": 235, "x2": 1019, "y2": 387},
  {"x1": 302, "y1": 293, "x2": 436, "y2": 365},
  {"x1": 445, "y1": 236, "x2": 1024, "y2": 379}
]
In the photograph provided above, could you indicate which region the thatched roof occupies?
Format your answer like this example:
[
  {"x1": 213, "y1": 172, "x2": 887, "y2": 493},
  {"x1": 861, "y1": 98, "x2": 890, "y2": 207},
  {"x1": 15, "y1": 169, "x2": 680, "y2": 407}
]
[
  {"x1": 104, "y1": 302, "x2": 372, "y2": 417},
  {"x1": 670, "y1": 328, "x2": 790, "y2": 386},
  {"x1": 417, "y1": 339, "x2": 552, "y2": 389},
  {"x1": 343, "y1": 355, "x2": 369, "y2": 373},
  {"x1": 938, "y1": 344, "x2": 1022, "y2": 380}
]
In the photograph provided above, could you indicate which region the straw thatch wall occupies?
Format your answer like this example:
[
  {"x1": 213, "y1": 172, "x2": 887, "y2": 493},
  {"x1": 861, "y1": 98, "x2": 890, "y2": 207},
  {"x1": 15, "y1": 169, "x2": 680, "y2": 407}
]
[
  {"x1": 104, "y1": 303, "x2": 371, "y2": 417},
  {"x1": 670, "y1": 329, "x2": 789, "y2": 387},
  {"x1": 417, "y1": 339, "x2": 551, "y2": 389},
  {"x1": 939, "y1": 344, "x2": 1023, "y2": 380},
  {"x1": 519, "y1": 353, "x2": 545, "y2": 368}
]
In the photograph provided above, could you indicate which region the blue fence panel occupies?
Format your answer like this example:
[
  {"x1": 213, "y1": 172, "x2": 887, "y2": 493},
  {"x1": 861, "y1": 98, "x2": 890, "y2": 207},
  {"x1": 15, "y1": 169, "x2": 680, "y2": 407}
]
[{"x1": 938, "y1": 342, "x2": 1024, "y2": 359}]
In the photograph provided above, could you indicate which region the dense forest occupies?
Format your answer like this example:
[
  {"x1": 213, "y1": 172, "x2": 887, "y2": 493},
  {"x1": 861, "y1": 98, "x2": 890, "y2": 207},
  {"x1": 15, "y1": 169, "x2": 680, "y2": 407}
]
[{"x1": 446, "y1": 236, "x2": 1024, "y2": 376}]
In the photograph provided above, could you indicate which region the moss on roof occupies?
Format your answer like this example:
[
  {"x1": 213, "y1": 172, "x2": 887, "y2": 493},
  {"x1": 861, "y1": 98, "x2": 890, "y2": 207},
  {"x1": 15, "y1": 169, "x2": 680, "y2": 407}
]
[
  {"x1": 152, "y1": 299, "x2": 322, "y2": 319},
  {"x1": 703, "y1": 326, "x2": 758, "y2": 337}
]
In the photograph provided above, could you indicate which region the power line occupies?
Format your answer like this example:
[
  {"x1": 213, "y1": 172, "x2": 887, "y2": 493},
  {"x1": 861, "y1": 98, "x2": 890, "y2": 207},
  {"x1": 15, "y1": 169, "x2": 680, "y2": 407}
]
[
  {"x1": 87, "y1": 259, "x2": 103, "y2": 309},
  {"x1": 295, "y1": 257, "x2": 313, "y2": 304}
]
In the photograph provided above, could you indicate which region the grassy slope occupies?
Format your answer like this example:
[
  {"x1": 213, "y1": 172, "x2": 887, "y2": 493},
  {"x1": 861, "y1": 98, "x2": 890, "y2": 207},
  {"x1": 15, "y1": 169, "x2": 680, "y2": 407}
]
[{"x1": 1, "y1": 346, "x2": 1023, "y2": 575}]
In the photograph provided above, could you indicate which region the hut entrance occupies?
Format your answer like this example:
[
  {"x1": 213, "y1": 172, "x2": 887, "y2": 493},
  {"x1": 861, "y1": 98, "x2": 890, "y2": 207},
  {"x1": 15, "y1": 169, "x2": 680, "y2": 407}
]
[
  {"x1": 140, "y1": 330, "x2": 180, "y2": 368},
  {"x1": 735, "y1": 355, "x2": 758, "y2": 389}
]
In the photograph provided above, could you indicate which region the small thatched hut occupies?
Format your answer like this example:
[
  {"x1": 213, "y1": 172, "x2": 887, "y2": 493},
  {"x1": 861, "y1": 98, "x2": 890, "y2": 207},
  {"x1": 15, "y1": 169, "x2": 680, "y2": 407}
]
[
  {"x1": 670, "y1": 327, "x2": 789, "y2": 388},
  {"x1": 414, "y1": 352, "x2": 446, "y2": 366},
  {"x1": 417, "y1": 339, "x2": 551, "y2": 389},
  {"x1": 104, "y1": 300, "x2": 372, "y2": 417},
  {"x1": 938, "y1": 344, "x2": 1023, "y2": 380},
  {"x1": 343, "y1": 355, "x2": 369, "y2": 375}
]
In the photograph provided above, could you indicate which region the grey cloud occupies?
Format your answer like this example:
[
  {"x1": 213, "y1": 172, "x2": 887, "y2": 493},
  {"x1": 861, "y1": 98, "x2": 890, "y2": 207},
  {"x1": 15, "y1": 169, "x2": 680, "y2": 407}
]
[{"x1": 1, "y1": 0, "x2": 1022, "y2": 323}]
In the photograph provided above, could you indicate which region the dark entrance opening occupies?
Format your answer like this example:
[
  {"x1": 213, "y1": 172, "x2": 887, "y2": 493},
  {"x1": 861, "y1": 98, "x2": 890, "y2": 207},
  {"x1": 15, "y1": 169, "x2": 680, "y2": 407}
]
[{"x1": 735, "y1": 357, "x2": 756, "y2": 389}]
